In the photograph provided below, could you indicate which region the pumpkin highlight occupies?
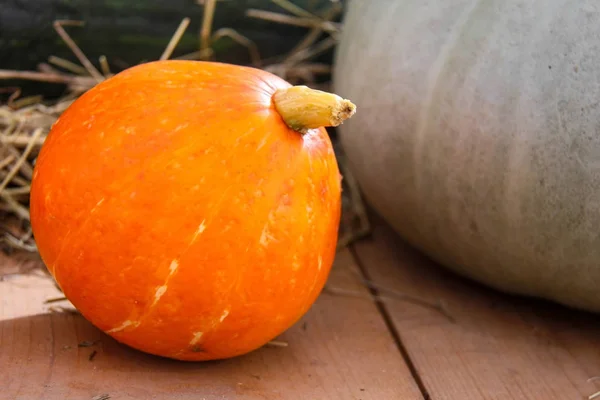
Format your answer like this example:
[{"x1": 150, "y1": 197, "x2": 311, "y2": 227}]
[{"x1": 30, "y1": 60, "x2": 356, "y2": 360}]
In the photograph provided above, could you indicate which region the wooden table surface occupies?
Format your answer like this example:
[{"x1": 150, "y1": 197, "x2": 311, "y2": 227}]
[{"x1": 2, "y1": 214, "x2": 600, "y2": 400}]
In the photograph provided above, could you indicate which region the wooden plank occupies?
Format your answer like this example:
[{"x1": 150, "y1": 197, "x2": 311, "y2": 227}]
[
  {"x1": 352, "y1": 213, "x2": 600, "y2": 400},
  {"x1": 0, "y1": 248, "x2": 423, "y2": 400}
]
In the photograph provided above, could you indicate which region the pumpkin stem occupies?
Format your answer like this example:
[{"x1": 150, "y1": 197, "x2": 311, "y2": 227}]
[{"x1": 272, "y1": 85, "x2": 356, "y2": 134}]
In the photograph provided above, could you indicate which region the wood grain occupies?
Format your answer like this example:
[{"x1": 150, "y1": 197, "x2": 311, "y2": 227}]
[
  {"x1": 0, "y1": 248, "x2": 422, "y2": 400},
  {"x1": 353, "y1": 213, "x2": 600, "y2": 400}
]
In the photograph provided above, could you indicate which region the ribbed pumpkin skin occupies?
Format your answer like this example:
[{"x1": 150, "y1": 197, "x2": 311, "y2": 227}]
[
  {"x1": 333, "y1": 0, "x2": 600, "y2": 312},
  {"x1": 30, "y1": 60, "x2": 342, "y2": 360}
]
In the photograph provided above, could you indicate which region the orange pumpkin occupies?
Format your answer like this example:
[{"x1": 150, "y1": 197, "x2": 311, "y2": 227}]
[{"x1": 29, "y1": 60, "x2": 356, "y2": 361}]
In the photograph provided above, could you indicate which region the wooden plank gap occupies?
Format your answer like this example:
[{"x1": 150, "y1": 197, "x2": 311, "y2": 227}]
[
  {"x1": 349, "y1": 243, "x2": 431, "y2": 400},
  {"x1": 353, "y1": 210, "x2": 600, "y2": 400}
]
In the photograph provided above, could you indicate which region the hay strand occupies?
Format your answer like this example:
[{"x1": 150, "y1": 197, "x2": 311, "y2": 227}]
[
  {"x1": 211, "y1": 28, "x2": 262, "y2": 67},
  {"x1": 99, "y1": 56, "x2": 112, "y2": 76},
  {"x1": 160, "y1": 17, "x2": 191, "y2": 60},
  {"x1": 271, "y1": 0, "x2": 318, "y2": 19},
  {"x1": 0, "y1": 128, "x2": 43, "y2": 194},
  {"x1": 52, "y1": 20, "x2": 104, "y2": 81},
  {"x1": 48, "y1": 55, "x2": 89, "y2": 76},
  {"x1": 200, "y1": 0, "x2": 218, "y2": 57},
  {"x1": 0, "y1": 70, "x2": 92, "y2": 85},
  {"x1": 245, "y1": 9, "x2": 340, "y2": 33}
]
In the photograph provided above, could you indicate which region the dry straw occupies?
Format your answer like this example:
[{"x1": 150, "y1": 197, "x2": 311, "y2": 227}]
[{"x1": 0, "y1": 0, "x2": 370, "y2": 257}]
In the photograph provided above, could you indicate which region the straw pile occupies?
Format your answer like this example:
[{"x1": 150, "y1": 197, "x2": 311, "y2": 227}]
[{"x1": 0, "y1": 0, "x2": 370, "y2": 269}]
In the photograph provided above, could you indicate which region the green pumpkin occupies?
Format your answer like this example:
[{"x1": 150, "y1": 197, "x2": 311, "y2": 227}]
[{"x1": 333, "y1": 0, "x2": 600, "y2": 312}]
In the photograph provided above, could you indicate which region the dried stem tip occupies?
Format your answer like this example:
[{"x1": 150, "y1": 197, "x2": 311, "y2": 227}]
[{"x1": 272, "y1": 85, "x2": 356, "y2": 133}]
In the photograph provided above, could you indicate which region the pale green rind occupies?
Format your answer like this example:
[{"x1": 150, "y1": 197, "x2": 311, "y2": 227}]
[{"x1": 333, "y1": 0, "x2": 600, "y2": 312}]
